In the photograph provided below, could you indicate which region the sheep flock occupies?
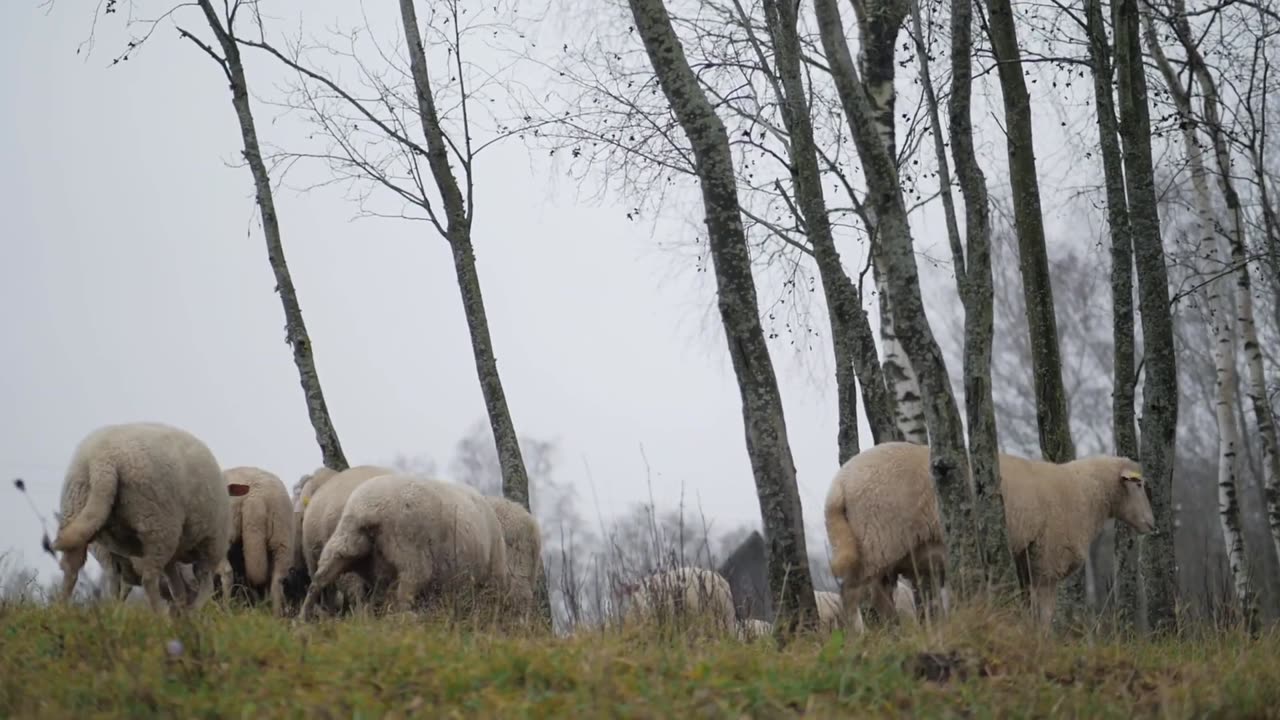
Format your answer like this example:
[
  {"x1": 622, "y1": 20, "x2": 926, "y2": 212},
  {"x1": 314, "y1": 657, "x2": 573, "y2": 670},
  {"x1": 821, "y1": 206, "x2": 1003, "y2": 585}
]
[{"x1": 42, "y1": 421, "x2": 1159, "y2": 640}]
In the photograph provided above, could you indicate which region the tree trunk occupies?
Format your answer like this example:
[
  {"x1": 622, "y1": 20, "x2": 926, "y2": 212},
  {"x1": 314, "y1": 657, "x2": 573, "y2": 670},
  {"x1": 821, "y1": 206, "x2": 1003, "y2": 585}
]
[
  {"x1": 984, "y1": 0, "x2": 1084, "y2": 620},
  {"x1": 397, "y1": 0, "x2": 532, "y2": 510},
  {"x1": 1085, "y1": 0, "x2": 1137, "y2": 615},
  {"x1": 850, "y1": 0, "x2": 929, "y2": 447},
  {"x1": 939, "y1": 0, "x2": 1018, "y2": 592},
  {"x1": 1166, "y1": 1, "x2": 1280, "y2": 583},
  {"x1": 625, "y1": 0, "x2": 818, "y2": 632},
  {"x1": 814, "y1": 0, "x2": 982, "y2": 591},
  {"x1": 196, "y1": 0, "x2": 348, "y2": 472},
  {"x1": 756, "y1": 0, "x2": 895, "y2": 465},
  {"x1": 1116, "y1": 0, "x2": 1180, "y2": 634}
]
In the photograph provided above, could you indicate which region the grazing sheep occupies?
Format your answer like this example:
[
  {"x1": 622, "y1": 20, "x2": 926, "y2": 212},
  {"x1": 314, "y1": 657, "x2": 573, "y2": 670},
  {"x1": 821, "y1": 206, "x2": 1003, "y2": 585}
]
[
  {"x1": 824, "y1": 441, "x2": 1157, "y2": 632},
  {"x1": 217, "y1": 466, "x2": 295, "y2": 616},
  {"x1": 53, "y1": 422, "x2": 231, "y2": 615},
  {"x1": 91, "y1": 543, "x2": 193, "y2": 604},
  {"x1": 300, "y1": 464, "x2": 393, "y2": 612},
  {"x1": 299, "y1": 474, "x2": 508, "y2": 619},
  {"x1": 619, "y1": 566, "x2": 736, "y2": 633},
  {"x1": 816, "y1": 581, "x2": 916, "y2": 633},
  {"x1": 482, "y1": 495, "x2": 544, "y2": 619},
  {"x1": 737, "y1": 617, "x2": 773, "y2": 641}
]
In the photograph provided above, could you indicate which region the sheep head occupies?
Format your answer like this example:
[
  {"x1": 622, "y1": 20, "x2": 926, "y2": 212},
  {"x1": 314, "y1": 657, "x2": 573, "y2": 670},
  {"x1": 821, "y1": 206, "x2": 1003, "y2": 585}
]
[{"x1": 1115, "y1": 463, "x2": 1156, "y2": 535}]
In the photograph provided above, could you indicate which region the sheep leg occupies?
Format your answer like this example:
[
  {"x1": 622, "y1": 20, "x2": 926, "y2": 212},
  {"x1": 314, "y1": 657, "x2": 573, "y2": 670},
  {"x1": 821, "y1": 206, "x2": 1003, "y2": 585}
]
[
  {"x1": 57, "y1": 545, "x2": 87, "y2": 603},
  {"x1": 867, "y1": 576, "x2": 899, "y2": 626},
  {"x1": 1031, "y1": 582, "x2": 1057, "y2": 633},
  {"x1": 187, "y1": 549, "x2": 221, "y2": 612},
  {"x1": 300, "y1": 529, "x2": 370, "y2": 621},
  {"x1": 269, "y1": 564, "x2": 287, "y2": 618},
  {"x1": 216, "y1": 558, "x2": 234, "y2": 604},
  {"x1": 137, "y1": 565, "x2": 171, "y2": 617},
  {"x1": 164, "y1": 563, "x2": 191, "y2": 609},
  {"x1": 391, "y1": 571, "x2": 427, "y2": 614}
]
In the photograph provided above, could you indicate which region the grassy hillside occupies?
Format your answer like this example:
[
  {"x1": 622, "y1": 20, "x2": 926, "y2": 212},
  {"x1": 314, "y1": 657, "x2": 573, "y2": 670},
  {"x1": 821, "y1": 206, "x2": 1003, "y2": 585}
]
[{"x1": 2, "y1": 603, "x2": 1278, "y2": 718}]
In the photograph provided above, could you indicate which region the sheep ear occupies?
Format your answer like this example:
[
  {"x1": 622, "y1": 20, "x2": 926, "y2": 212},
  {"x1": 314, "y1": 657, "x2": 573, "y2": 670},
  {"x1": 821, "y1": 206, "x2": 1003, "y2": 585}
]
[
  {"x1": 1120, "y1": 469, "x2": 1143, "y2": 484},
  {"x1": 227, "y1": 483, "x2": 251, "y2": 497}
]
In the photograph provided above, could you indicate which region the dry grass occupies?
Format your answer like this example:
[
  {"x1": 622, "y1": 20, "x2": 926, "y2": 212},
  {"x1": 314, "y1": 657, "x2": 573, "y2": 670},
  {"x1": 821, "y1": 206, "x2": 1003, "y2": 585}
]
[{"x1": 2, "y1": 599, "x2": 1278, "y2": 718}]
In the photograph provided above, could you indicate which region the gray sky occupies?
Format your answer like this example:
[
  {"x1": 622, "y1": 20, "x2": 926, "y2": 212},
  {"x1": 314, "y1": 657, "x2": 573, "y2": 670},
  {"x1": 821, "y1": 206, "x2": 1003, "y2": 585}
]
[{"x1": 0, "y1": 0, "x2": 1091, "y2": 582}]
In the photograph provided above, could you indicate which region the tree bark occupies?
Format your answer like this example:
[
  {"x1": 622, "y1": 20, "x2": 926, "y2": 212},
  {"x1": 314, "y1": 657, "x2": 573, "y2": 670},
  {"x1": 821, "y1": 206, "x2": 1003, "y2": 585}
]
[
  {"x1": 814, "y1": 0, "x2": 983, "y2": 591},
  {"x1": 941, "y1": 0, "x2": 1018, "y2": 591},
  {"x1": 1085, "y1": 0, "x2": 1137, "y2": 615},
  {"x1": 194, "y1": 0, "x2": 348, "y2": 472},
  {"x1": 625, "y1": 0, "x2": 818, "y2": 631},
  {"x1": 397, "y1": 0, "x2": 532, "y2": 511},
  {"x1": 1116, "y1": 0, "x2": 1180, "y2": 634},
  {"x1": 850, "y1": 0, "x2": 929, "y2": 447},
  {"x1": 757, "y1": 0, "x2": 896, "y2": 465}
]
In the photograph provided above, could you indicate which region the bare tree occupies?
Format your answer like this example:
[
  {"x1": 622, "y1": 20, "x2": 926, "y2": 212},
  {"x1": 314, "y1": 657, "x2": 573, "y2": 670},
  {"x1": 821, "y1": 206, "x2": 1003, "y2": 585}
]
[
  {"x1": 624, "y1": 0, "x2": 819, "y2": 631},
  {"x1": 87, "y1": 1, "x2": 351, "y2": 472},
  {"x1": 241, "y1": 2, "x2": 533, "y2": 509},
  {"x1": 1114, "y1": 0, "x2": 1180, "y2": 633}
]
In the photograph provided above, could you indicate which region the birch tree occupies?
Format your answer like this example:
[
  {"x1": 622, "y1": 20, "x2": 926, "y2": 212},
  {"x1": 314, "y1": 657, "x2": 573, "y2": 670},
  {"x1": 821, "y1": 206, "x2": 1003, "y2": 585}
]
[
  {"x1": 623, "y1": 0, "x2": 819, "y2": 631},
  {"x1": 1085, "y1": 0, "x2": 1141, "y2": 620},
  {"x1": 813, "y1": 0, "x2": 986, "y2": 595},
  {"x1": 849, "y1": 0, "x2": 930, "y2": 446},
  {"x1": 906, "y1": 0, "x2": 1019, "y2": 590},
  {"x1": 1114, "y1": 0, "x2": 1181, "y2": 633},
  {"x1": 1154, "y1": 0, "x2": 1280, "y2": 581},
  {"x1": 982, "y1": 0, "x2": 1077, "y2": 473}
]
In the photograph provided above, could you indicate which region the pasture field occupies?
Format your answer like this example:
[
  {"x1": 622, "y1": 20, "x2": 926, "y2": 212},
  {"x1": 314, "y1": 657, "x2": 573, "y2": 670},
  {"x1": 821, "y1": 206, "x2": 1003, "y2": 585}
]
[{"x1": 1, "y1": 603, "x2": 1278, "y2": 718}]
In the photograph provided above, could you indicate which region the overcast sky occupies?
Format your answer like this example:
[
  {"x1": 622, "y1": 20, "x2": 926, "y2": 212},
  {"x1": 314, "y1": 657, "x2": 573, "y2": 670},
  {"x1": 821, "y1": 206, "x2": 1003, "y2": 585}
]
[{"x1": 0, "y1": 0, "x2": 1091, "y2": 583}]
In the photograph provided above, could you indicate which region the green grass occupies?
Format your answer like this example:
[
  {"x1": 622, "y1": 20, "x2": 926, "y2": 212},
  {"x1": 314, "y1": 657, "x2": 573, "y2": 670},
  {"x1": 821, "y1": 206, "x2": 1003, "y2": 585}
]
[{"x1": 2, "y1": 602, "x2": 1278, "y2": 718}]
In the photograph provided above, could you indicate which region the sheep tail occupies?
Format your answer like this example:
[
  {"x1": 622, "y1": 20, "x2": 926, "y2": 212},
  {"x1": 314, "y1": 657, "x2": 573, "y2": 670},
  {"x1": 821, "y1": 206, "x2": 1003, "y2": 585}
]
[
  {"x1": 241, "y1": 497, "x2": 271, "y2": 587},
  {"x1": 53, "y1": 460, "x2": 119, "y2": 552},
  {"x1": 824, "y1": 480, "x2": 860, "y2": 584}
]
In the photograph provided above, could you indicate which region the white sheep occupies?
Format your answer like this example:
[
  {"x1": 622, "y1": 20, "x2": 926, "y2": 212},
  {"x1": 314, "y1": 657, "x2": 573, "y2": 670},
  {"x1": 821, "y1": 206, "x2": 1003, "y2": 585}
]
[
  {"x1": 482, "y1": 495, "x2": 544, "y2": 620},
  {"x1": 299, "y1": 464, "x2": 393, "y2": 612},
  {"x1": 53, "y1": 422, "x2": 232, "y2": 615},
  {"x1": 619, "y1": 566, "x2": 736, "y2": 633},
  {"x1": 816, "y1": 581, "x2": 916, "y2": 633},
  {"x1": 824, "y1": 441, "x2": 1156, "y2": 631},
  {"x1": 218, "y1": 466, "x2": 295, "y2": 616},
  {"x1": 736, "y1": 617, "x2": 773, "y2": 641},
  {"x1": 299, "y1": 473, "x2": 508, "y2": 619}
]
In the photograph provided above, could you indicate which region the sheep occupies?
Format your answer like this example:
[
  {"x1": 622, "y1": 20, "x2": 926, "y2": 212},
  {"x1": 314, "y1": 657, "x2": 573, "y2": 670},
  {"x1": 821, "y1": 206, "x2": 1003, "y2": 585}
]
[
  {"x1": 217, "y1": 466, "x2": 295, "y2": 616},
  {"x1": 52, "y1": 422, "x2": 231, "y2": 615},
  {"x1": 618, "y1": 566, "x2": 736, "y2": 634},
  {"x1": 737, "y1": 617, "x2": 773, "y2": 641},
  {"x1": 299, "y1": 464, "x2": 393, "y2": 612},
  {"x1": 481, "y1": 495, "x2": 544, "y2": 620},
  {"x1": 816, "y1": 581, "x2": 916, "y2": 633},
  {"x1": 824, "y1": 441, "x2": 1157, "y2": 632},
  {"x1": 299, "y1": 473, "x2": 508, "y2": 619}
]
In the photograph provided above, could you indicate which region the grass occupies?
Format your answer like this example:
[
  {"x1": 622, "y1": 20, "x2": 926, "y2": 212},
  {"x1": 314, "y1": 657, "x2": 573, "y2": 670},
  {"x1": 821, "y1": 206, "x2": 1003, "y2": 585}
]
[{"x1": 2, "y1": 602, "x2": 1279, "y2": 718}]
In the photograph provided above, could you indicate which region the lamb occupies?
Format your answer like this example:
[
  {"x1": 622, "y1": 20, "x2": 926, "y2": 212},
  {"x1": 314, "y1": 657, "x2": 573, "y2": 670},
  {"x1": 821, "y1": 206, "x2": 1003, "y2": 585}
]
[
  {"x1": 299, "y1": 473, "x2": 508, "y2": 619},
  {"x1": 217, "y1": 466, "x2": 295, "y2": 616},
  {"x1": 482, "y1": 495, "x2": 544, "y2": 620},
  {"x1": 619, "y1": 566, "x2": 736, "y2": 634},
  {"x1": 824, "y1": 441, "x2": 1157, "y2": 632},
  {"x1": 52, "y1": 422, "x2": 232, "y2": 615},
  {"x1": 299, "y1": 464, "x2": 393, "y2": 611}
]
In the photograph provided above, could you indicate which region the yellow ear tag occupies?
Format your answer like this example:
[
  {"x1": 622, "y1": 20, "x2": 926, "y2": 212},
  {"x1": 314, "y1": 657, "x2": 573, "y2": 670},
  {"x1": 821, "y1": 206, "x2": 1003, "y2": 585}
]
[
  {"x1": 1121, "y1": 469, "x2": 1143, "y2": 481},
  {"x1": 302, "y1": 495, "x2": 310, "y2": 507}
]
